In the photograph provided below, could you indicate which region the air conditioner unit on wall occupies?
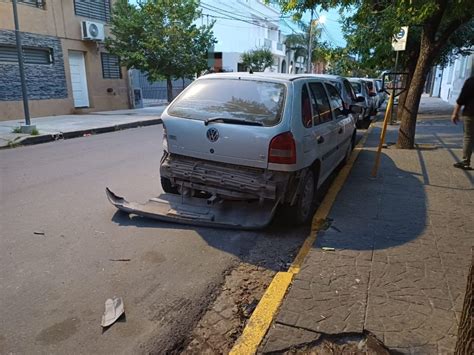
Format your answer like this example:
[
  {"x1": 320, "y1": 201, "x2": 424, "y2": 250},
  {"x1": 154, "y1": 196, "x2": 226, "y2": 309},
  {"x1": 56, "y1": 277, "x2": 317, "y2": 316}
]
[{"x1": 81, "y1": 21, "x2": 105, "y2": 41}]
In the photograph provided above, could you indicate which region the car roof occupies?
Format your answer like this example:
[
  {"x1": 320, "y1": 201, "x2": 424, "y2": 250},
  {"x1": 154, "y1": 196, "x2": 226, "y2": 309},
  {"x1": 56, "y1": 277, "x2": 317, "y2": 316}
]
[
  {"x1": 307, "y1": 74, "x2": 346, "y2": 81},
  {"x1": 197, "y1": 72, "x2": 328, "y2": 83}
]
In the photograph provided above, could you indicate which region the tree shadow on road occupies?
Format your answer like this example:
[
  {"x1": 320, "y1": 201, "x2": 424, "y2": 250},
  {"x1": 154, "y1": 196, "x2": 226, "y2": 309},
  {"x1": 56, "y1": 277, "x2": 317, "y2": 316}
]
[
  {"x1": 314, "y1": 148, "x2": 427, "y2": 251},
  {"x1": 110, "y1": 148, "x2": 427, "y2": 266},
  {"x1": 111, "y1": 208, "x2": 310, "y2": 272}
]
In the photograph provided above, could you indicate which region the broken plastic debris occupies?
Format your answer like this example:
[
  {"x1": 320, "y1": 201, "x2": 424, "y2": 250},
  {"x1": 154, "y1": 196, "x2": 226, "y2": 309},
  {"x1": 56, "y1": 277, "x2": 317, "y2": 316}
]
[
  {"x1": 321, "y1": 247, "x2": 335, "y2": 251},
  {"x1": 33, "y1": 231, "x2": 45, "y2": 235},
  {"x1": 109, "y1": 258, "x2": 131, "y2": 262},
  {"x1": 101, "y1": 296, "x2": 124, "y2": 327}
]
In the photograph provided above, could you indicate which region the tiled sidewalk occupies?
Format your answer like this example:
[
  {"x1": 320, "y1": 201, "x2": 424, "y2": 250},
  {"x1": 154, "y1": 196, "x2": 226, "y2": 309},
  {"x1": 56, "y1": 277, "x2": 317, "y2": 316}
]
[{"x1": 261, "y1": 113, "x2": 473, "y2": 353}]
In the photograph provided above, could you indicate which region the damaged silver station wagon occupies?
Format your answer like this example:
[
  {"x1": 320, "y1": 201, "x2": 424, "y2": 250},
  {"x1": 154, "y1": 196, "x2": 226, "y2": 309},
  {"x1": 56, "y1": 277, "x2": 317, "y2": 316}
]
[{"x1": 106, "y1": 73, "x2": 362, "y2": 229}]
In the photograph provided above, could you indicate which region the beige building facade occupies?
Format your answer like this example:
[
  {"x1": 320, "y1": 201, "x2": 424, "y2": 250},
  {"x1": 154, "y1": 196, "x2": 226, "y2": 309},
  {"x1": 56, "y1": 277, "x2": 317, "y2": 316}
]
[{"x1": 0, "y1": 0, "x2": 129, "y2": 121}]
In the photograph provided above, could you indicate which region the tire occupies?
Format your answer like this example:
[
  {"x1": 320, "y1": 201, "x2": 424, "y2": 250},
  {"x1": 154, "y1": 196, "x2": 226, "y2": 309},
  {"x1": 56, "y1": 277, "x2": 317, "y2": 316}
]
[
  {"x1": 161, "y1": 177, "x2": 179, "y2": 194},
  {"x1": 281, "y1": 169, "x2": 316, "y2": 225}
]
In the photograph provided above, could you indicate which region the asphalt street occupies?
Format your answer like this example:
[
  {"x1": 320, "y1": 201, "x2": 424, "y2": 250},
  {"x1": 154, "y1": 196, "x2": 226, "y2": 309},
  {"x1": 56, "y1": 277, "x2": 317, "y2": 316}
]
[{"x1": 0, "y1": 125, "x2": 316, "y2": 354}]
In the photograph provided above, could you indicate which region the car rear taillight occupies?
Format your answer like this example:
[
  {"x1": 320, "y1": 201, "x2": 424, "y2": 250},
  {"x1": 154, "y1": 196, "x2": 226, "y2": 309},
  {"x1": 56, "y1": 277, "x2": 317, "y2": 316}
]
[{"x1": 268, "y1": 132, "x2": 296, "y2": 164}]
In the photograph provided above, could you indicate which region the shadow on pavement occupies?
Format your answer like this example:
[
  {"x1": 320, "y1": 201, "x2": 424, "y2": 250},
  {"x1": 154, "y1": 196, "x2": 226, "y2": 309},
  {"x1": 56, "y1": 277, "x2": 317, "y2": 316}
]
[
  {"x1": 110, "y1": 148, "x2": 425, "y2": 267},
  {"x1": 111, "y1": 209, "x2": 310, "y2": 272},
  {"x1": 314, "y1": 149, "x2": 427, "y2": 251}
]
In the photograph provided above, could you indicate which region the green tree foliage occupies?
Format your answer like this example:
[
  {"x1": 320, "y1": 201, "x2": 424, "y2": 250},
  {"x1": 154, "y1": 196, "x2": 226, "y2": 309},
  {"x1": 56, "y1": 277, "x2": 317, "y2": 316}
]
[
  {"x1": 270, "y1": 0, "x2": 474, "y2": 148},
  {"x1": 106, "y1": 0, "x2": 216, "y2": 102},
  {"x1": 241, "y1": 48, "x2": 275, "y2": 72}
]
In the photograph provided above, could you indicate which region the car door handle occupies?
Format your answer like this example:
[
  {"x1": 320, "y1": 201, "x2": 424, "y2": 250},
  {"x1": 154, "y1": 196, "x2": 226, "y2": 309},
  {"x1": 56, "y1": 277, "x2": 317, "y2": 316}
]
[
  {"x1": 338, "y1": 127, "x2": 343, "y2": 134},
  {"x1": 316, "y1": 136, "x2": 324, "y2": 144}
]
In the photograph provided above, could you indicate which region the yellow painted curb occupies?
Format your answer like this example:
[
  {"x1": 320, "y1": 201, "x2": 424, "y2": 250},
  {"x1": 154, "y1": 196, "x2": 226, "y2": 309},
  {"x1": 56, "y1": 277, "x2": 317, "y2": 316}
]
[
  {"x1": 230, "y1": 272, "x2": 294, "y2": 355},
  {"x1": 288, "y1": 130, "x2": 370, "y2": 274},
  {"x1": 230, "y1": 126, "x2": 373, "y2": 354}
]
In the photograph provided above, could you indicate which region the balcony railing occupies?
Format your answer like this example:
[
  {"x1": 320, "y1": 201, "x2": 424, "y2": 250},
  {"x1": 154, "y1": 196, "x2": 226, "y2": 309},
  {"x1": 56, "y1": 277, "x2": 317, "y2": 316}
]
[{"x1": 16, "y1": 0, "x2": 45, "y2": 9}]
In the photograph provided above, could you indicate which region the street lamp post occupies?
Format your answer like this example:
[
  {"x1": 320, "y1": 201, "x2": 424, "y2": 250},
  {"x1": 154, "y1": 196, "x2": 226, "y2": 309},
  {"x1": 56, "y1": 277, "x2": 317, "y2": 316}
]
[
  {"x1": 12, "y1": 0, "x2": 32, "y2": 129},
  {"x1": 307, "y1": 10, "x2": 325, "y2": 74},
  {"x1": 307, "y1": 8, "x2": 314, "y2": 73}
]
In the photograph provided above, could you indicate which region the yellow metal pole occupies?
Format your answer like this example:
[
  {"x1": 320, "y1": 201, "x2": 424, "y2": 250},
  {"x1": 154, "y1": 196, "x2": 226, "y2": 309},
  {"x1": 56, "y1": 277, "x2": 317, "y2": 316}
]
[{"x1": 371, "y1": 93, "x2": 394, "y2": 177}]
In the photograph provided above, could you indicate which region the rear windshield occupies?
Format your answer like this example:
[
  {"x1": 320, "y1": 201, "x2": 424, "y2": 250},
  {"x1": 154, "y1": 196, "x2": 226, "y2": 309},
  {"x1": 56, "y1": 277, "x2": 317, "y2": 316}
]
[
  {"x1": 168, "y1": 78, "x2": 286, "y2": 127},
  {"x1": 351, "y1": 82, "x2": 362, "y2": 94}
]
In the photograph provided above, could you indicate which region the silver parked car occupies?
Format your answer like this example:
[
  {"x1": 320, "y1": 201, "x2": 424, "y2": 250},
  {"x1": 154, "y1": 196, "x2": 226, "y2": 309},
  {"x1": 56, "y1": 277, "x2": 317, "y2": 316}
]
[
  {"x1": 348, "y1": 78, "x2": 376, "y2": 129},
  {"x1": 107, "y1": 73, "x2": 361, "y2": 229},
  {"x1": 310, "y1": 74, "x2": 364, "y2": 123}
]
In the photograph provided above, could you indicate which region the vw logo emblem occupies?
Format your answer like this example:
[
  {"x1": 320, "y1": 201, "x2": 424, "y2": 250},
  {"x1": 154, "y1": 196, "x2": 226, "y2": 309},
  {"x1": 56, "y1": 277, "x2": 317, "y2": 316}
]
[{"x1": 206, "y1": 128, "x2": 219, "y2": 142}]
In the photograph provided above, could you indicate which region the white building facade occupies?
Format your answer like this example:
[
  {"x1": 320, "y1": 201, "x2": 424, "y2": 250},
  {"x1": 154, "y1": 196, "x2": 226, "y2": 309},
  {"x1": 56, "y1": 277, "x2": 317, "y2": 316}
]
[
  {"x1": 201, "y1": 0, "x2": 286, "y2": 73},
  {"x1": 433, "y1": 49, "x2": 473, "y2": 104}
]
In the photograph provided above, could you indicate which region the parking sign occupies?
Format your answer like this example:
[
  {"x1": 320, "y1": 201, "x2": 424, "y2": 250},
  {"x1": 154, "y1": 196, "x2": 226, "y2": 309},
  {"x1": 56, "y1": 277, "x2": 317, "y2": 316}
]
[{"x1": 392, "y1": 26, "x2": 409, "y2": 51}]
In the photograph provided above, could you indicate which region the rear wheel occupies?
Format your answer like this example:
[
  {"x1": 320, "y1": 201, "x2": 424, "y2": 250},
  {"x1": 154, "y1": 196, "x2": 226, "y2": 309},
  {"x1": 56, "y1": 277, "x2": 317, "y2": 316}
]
[
  {"x1": 161, "y1": 177, "x2": 179, "y2": 194},
  {"x1": 282, "y1": 169, "x2": 316, "y2": 225}
]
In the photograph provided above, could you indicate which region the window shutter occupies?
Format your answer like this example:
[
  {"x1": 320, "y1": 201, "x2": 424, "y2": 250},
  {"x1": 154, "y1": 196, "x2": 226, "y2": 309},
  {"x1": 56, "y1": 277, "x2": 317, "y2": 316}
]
[
  {"x1": 0, "y1": 45, "x2": 52, "y2": 65},
  {"x1": 74, "y1": 0, "x2": 111, "y2": 22}
]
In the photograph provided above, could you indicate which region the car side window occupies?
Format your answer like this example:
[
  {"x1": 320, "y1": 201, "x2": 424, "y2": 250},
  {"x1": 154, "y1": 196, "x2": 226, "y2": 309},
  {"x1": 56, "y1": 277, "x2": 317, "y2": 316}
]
[
  {"x1": 343, "y1": 79, "x2": 356, "y2": 101},
  {"x1": 301, "y1": 84, "x2": 313, "y2": 128},
  {"x1": 325, "y1": 83, "x2": 345, "y2": 118},
  {"x1": 365, "y1": 81, "x2": 374, "y2": 94},
  {"x1": 309, "y1": 82, "x2": 332, "y2": 124}
]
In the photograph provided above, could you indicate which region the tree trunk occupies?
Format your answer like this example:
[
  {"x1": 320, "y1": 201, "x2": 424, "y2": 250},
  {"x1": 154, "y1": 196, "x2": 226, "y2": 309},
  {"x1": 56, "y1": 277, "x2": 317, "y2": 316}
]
[
  {"x1": 166, "y1": 76, "x2": 173, "y2": 103},
  {"x1": 455, "y1": 252, "x2": 473, "y2": 354},
  {"x1": 396, "y1": 35, "x2": 435, "y2": 149},
  {"x1": 396, "y1": 57, "x2": 418, "y2": 120}
]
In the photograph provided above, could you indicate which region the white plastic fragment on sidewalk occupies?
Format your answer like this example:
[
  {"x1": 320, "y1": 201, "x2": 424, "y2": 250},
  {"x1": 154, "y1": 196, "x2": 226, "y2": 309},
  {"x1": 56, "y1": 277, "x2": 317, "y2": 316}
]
[
  {"x1": 321, "y1": 247, "x2": 335, "y2": 251},
  {"x1": 101, "y1": 296, "x2": 125, "y2": 327}
]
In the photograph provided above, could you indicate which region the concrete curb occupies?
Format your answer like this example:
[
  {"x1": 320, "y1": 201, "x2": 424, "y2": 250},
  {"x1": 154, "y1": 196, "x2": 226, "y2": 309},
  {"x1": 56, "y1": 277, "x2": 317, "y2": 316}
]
[{"x1": 0, "y1": 118, "x2": 162, "y2": 149}]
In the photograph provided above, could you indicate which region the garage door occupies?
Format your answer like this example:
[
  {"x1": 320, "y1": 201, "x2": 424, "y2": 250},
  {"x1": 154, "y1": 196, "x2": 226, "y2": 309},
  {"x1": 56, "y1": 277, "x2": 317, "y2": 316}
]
[{"x1": 68, "y1": 51, "x2": 89, "y2": 108}]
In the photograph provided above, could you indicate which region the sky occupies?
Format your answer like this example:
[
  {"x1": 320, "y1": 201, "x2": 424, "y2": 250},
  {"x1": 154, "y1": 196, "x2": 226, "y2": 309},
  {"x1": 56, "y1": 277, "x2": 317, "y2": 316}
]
[
  {"x1": 281, "y1": 7, "x2": 346, "y2": 48},
  {"x1": 128, "y1": 1, "x2": 347, "y2": 48}
]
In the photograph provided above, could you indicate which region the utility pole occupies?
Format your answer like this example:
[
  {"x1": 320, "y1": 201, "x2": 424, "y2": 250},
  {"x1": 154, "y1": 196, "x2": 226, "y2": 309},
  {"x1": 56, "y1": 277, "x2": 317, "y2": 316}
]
[
  {"x1": 12, "y1": 0, "x2": 32, "y2": 129},
  {"x1": 307, "y1": 8, "x2": 314, "y2": 73}
]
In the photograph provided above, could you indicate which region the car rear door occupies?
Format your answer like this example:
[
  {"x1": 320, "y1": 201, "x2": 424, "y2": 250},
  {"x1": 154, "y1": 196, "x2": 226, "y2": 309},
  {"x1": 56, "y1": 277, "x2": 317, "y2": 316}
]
[
  {"x1": 325, "y1": 83, "x2": 353, "y2": 164},
  {"x1": 307, "y1": 81, "x2": 339, "y2": 183}
]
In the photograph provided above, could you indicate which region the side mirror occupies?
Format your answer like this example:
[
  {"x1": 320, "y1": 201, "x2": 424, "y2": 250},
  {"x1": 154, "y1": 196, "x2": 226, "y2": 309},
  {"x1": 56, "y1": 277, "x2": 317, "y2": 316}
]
[
  {"x1": 350, "y1": 105, "x2": 363, "y2": 114},
  {"x1": 356, "y1": 96, "x2": 365, "y2": 103}
]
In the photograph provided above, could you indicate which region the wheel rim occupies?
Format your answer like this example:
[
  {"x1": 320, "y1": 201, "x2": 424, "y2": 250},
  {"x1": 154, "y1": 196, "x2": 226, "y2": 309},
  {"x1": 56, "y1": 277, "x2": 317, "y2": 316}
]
[{"x1": 300, "y1": 172, "x2": 315, "y2": 220}]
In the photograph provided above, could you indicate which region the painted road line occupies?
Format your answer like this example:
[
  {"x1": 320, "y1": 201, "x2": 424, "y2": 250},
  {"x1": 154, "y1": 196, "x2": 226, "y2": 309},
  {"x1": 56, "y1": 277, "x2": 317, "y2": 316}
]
[
  {"x1": 229, "y1": 272, "x2": 293, "y2": 355},
  {"x1": 231, "y1": 126, "x2": 373, "y2": 355}
]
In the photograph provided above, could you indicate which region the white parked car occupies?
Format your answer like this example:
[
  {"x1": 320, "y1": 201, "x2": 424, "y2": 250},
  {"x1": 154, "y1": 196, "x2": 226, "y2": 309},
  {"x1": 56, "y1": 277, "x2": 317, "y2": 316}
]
[
  {"x1": 310, "y1": 74, "x2": 364, "y2": 123},
  {"x1": 107, "y1": 73, "x2": 361, "y2": 229},
  {"x1": 349, "y1": 78, "x2": 376, "y2": 129}
]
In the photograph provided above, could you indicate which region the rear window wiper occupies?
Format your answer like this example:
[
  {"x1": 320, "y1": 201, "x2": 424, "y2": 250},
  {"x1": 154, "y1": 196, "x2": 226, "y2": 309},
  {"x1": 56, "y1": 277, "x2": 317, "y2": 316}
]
[{"x1": 204, "y1": 117, "x2": 264, "y2": 126}]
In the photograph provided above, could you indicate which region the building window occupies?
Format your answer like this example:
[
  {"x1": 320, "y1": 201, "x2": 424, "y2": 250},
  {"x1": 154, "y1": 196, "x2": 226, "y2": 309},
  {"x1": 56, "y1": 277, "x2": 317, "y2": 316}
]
[
  {"x1": 17, "y1": 0, "x2": 45, "y2": 9},
  {"x1": 0, "y1": 45, "x2": 53, "y2": 64},
  {"x1": 101, "y1": 53, "x2": 121, "y2": 79},
  {"x1": 74, "y1": 0, "x2": 111, "y2": 22}
]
